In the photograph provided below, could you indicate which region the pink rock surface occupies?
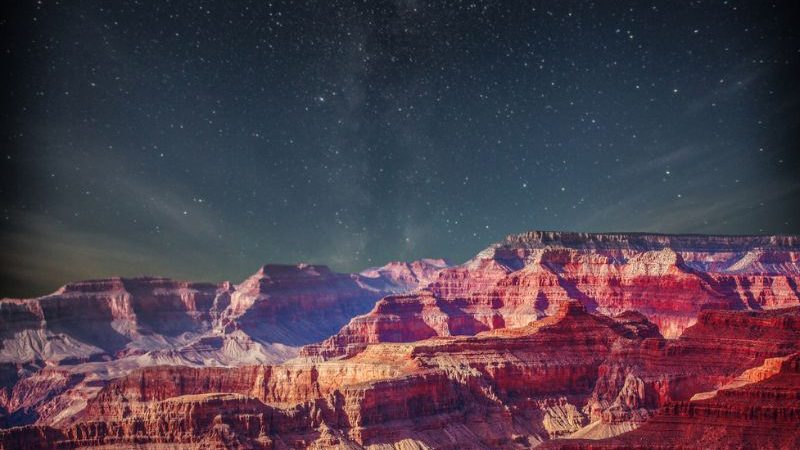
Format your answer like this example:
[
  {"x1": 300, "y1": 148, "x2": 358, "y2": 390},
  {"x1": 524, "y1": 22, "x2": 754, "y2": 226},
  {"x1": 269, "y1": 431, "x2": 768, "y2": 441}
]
[
  {"x1": 0, "y1": 260, "x2": 444, "y2": 428},
  {"x1": 1, "y1": 230, "x2": 799, "y2": 449},
  {"x1": 305, "y1": 232, "x2": 800, "y2": 359},
  {"x1": 544, "y1": 353, "x2": 800, "y2": 449},
  {"x1": 2, "y1": 303, "x2": 798, "y2": 449}
]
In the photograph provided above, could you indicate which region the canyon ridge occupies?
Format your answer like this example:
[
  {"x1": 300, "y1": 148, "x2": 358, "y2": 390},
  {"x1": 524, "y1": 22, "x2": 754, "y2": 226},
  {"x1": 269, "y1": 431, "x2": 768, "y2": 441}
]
[{"x1": 1, "y1": 231, "x2": 799, "y2": 449}]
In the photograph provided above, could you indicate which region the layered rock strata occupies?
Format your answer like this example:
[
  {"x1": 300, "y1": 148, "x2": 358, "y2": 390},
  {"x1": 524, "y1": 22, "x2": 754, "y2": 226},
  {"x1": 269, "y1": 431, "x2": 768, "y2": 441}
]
[
  {"x1": 3, "y1": 303, "x2": 799, "y2": 449},
  {"x1": 0, "y1": 260, "x2": 446, "y2": 428},
  {"x1": 545, "y1": 352, "x2": 800, "y2": 449},
  {"x1": 306, "y1": 232, "x2": 799, "y2": 359}
]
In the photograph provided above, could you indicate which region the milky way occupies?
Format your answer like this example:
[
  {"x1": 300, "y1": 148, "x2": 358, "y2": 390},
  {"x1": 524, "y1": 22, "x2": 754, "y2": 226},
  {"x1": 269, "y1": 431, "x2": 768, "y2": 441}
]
[{"x1": 1, "y1": 1, "x2": 799, "y2": 296}]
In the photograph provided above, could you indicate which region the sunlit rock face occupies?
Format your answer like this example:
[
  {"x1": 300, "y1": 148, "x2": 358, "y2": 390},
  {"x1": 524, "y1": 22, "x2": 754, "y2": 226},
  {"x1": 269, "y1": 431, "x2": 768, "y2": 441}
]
[
  {"x1": 0, "y1": 301, "x2": 660, "y2": 448},
  {"x1": 0, "y1": 259, "x2": 447, "y2": 429},
  {"x1": 543, "y1": 352, "x2": 800, "y2": 450},
  {"x1": 1, "y1": 231, "x2": 799, "y2": 449},
  {"x1": 304, "y1": 232, "x2": 800, "y2": 359},
  {"x1": 2, "y1": 303, "x2": 799, "y2": 450}
]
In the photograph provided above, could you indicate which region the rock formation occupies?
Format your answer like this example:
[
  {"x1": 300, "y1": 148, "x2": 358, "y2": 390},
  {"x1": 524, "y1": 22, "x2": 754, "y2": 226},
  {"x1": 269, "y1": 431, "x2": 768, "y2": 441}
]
[
  {"x1": 577, "y1": 306, "x2": 800, "y2": 438},
  {"x1": 544, "y1": 352, "x2": 800, "y2": 449},
  {"x1": 1, "y1": 231, "x2": 799, "y2": 449},
  {"x1": 305, "y1": 232, "x2": 799, "y2": 359},
  {"x1": 357, "y1": 258, "x2": 451, "y2": 293},
  {"x1": 0, "y1": 301, "x2": 650, "y2": 448},
  {"x1": 0, "y1": 260, "x2": 447, "y2": 428},
  {"x1": 2, "y1": 303, "x2": 799, "y2": 449}
]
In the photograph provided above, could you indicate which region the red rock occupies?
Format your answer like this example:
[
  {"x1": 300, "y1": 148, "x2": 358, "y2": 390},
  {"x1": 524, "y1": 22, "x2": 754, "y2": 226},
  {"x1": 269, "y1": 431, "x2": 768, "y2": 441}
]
[
  {"x1": 544, "y1": 353, "x2": 800, "y2": 449},
  {"x1": 579, "y1": 306, "x2": 800, "y2": 438},
  {"x1": 306, "y1": 232, "x2": 800, "y2": 359},
  {"x1": 2, "y1": 231, "x2": 799, "y2": 448},
  {"x1": 0, "y1": 262, "x2": 438, "y2": 429},
  {"x1": 3, "y1": 304, "x2": 800, "y2": 449},
  {"x1": 0, "y1": 301, "x2": 667, "y2": 448}
]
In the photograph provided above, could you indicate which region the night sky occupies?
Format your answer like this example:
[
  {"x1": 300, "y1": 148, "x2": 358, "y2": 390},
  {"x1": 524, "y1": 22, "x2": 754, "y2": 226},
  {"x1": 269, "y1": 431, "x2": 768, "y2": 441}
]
[{"x1": 2, "y1": 1, "x2": 799, "y2": 297}]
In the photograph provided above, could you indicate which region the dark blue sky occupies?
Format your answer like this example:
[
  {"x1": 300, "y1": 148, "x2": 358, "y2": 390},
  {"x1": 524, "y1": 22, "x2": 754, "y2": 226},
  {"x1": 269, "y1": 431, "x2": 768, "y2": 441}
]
[{"x1": 2, "y1": 1, "x2": 799, "y2": 296}]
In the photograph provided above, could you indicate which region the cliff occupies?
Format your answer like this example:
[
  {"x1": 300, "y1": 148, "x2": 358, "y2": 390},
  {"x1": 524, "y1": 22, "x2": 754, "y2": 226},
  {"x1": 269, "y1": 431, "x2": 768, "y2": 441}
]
[
  {"x1": 3, "y1": 303, "x2": 799, "y2": 449},
  {"x1": 305, "y1": 232, "x2": 800, "y2": 359},
  {"x1": 544, "y1": 352, "x2": 800, "y2": 449},
  {"x1": 1, "y1": 231, "x2": 799, "y2": 448},
  {"x1": 0, "y1": 260, "x2": 445, "y2": 428}
]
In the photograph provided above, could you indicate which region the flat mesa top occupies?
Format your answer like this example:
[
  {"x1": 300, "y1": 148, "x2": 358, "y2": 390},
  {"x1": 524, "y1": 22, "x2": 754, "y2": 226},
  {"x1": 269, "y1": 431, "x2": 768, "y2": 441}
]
[{"x1": 502, "y1": 230, "x2": 800, "y2": 251}]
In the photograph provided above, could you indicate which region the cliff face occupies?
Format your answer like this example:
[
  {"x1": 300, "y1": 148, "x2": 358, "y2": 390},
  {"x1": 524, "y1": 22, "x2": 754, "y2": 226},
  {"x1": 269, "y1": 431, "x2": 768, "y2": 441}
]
[
  {"x1": 0, "y1": 301, "x2": 654, "y2": 448},
  {"x1": 357, "y1": 258, "x2": 451, "y2": 293},
  {"x1": 544, "y1": 353, "x2": 800, "y2": 450},
  {"x1": 3, "y1": 303, "x2": 799, "y2": 450},
  {"x1": 219, "y1": 264, "x2": 389, "y2": 345},
  {"x1": 1, "y1": 231, "x2": 799, "y2": 449},
  {"x1": 579, "y1": 306, "x2": 800, "y2": 438},
  {"x1": 304, "y1": 232, "x2": 800, "y2": 359},
  {"x1": 0, "y1": 260, "x2": 446, "y2": 428}
]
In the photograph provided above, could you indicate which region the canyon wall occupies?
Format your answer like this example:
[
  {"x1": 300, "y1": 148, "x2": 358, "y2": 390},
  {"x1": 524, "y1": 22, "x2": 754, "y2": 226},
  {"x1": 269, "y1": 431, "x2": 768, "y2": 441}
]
[
  {"x1": 2, "y1": 303, "x2": 799, "y2": 449},
  {"x1": 0, "y1": 260, "x2": 447, "y2": 428},
  {"x1": 1, "y1": 231, "x2": 799, "y2": 448},
  {"x1": 305, "y1": 232, "x2": 800, "y2": 359}
]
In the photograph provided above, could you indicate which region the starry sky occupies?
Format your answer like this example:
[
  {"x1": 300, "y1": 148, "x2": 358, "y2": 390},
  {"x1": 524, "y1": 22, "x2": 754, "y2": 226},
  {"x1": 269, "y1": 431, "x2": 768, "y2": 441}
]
[{"x1": 2, "y1": 1, "x2": 799, "y2": 296}]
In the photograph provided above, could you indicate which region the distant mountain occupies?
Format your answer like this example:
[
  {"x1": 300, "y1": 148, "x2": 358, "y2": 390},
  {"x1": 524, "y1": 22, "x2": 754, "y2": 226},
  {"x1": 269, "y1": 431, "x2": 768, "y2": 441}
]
[
  {"x1": 0, "y1": 231, "x2": 799, "y2": 449},
  {"x1": 4, "y1": 303, "x2": 799, "y2": 449},
  {"x1": 0, "y1": 259, "x2": 449, "y2": 427},
  {"x1": 304, "y1": 231, "x2": 800, "y2": 359}
]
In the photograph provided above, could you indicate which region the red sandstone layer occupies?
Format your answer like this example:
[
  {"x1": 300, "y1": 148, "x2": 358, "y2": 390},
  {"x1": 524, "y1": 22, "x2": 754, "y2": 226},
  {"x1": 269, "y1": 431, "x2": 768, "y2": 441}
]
[{"x1": 2, "y1": 303, "x2": 799, "y2": 449}]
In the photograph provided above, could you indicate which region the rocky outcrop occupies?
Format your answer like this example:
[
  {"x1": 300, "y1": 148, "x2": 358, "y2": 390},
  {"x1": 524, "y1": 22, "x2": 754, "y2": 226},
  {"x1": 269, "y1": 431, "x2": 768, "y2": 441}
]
[
  {"x1": 545, "y1": 353, "x2": 800, "y2": 449},
  {"x1": 2, "y1": 304, "x2": 799, "y2": 449},
  {"x1": 358, "y1": 258, "x2": 450, "y2": 293},
  {"x1": 2, "y1": 230, "x2": 799, "y2": 448},
  {"x1": 0, "y1": 301, "x2": 660, "y2": 448},
  {"x1": 0, "y1": 261, "x2": 443, "y2": 429},
  {"x1": 306, "y1": 232, "x2": 800, "y2": 359},
  {"x1": 0, "y1": 277, "x2": 222, "y2": 365},
  {"x1": 578, "y1": 306, "x2": 800, "y2": 438},
  {"x1": 218, "y1": 264, "x2": 384, "y2": 345},
  {"x1": 0, "y1": 277, "x2": 229, "y2": 428}
]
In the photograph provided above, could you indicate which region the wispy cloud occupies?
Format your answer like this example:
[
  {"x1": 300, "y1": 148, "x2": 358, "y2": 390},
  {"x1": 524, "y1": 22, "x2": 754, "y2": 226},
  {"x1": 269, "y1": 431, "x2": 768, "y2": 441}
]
[
  {"x1": 580, "y1": 180, "x2": 800, "y2": 234},
  {"x1": 620, "y1": 144, "x2": 712, "y2": 176},
  {"x1": 113, "y1": 173, "x2": 224, "y2": 241},
  {"x1": 1, "y1": 212, "x2": 155, "y2": 296},
  {"x1": 685, "y1": 59, "x2": 772, "y2": 115}
]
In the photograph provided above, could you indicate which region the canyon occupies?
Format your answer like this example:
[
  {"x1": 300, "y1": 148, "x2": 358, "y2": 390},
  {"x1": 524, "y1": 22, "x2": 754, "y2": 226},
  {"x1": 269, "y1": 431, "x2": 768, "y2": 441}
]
[
  {"x1": 0, "y1": 259, "x2": 449, "y2": 429},
  {"x1": 305, "y1": 231, "x2": 800, "y2": 358},
  {"x1": 0, "y1": 231, "x2": 798, "y2": 449}
]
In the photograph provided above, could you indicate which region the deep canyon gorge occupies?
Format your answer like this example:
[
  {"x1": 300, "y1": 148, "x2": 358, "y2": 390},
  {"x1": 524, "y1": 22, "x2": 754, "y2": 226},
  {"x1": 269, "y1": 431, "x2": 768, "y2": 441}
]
[{"x1": 1, "y1": 231, "x2": 799, "y2": 449}]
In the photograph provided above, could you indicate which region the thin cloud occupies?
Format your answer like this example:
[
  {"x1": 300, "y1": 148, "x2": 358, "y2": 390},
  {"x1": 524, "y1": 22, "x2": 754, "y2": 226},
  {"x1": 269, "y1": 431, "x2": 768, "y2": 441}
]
[
  {"x1": 114, "y1": 174, "x2": 224, "y2": 241},
  {"x1": 620, "y1": 145, "x2": 712, "y2": 175},
  {"x1": 580, "y1": 180, "x2": 800, "y2": 234},
  {"x1": 1, "y1": 213, "x2": 154, "y2": 296},
  {"x1": 685, "y1": 60, "x2": 772, "y2": 115}
]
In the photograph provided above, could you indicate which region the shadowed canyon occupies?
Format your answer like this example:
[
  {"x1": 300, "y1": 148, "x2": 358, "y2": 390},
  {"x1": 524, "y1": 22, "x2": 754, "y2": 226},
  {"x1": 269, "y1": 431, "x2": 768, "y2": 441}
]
[{"x1": 1, "y1": 231, "x2": 799, "y2": 449}]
